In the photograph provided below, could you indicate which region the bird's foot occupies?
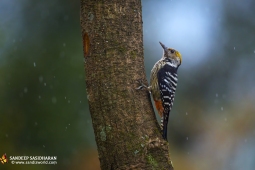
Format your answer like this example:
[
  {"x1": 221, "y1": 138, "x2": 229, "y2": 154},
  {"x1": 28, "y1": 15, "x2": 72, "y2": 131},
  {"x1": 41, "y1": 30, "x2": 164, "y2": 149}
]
[{"x1": 136, "y1": 79, "x2": 148, "y2": 90}]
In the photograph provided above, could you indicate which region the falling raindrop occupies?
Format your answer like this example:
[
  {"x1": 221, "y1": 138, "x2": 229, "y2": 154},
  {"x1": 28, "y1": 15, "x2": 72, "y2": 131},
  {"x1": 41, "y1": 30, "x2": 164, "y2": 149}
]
[
  {"x1": 52, "y1": 97, "x2": 57, "y2": 104},
  {"x1": 39, "y1": 76, "x2": 43, "y2": 83},
  {"x1": 24, "y1": 87, "x2": 28, "y2": 93},
  {"x1": 33, "y1": 62, "x2": 36, "y2": 67}
]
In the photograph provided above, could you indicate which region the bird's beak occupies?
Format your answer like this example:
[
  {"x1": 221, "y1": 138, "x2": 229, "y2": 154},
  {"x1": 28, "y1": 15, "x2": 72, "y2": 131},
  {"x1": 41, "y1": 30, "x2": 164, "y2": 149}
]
[{"x1": 159, "y1": 41, "x2": 168, "y2": 53}]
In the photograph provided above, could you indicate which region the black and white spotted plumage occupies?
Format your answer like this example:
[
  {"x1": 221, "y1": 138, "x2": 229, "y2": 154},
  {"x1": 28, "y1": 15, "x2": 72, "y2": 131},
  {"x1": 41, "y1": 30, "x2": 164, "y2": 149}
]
[
  {"x1": 157, "y1": 59, "x2": 179, "y2": 140},
  {"x1": 148, "y1": 42, "x2": 182, "y2": 140}
]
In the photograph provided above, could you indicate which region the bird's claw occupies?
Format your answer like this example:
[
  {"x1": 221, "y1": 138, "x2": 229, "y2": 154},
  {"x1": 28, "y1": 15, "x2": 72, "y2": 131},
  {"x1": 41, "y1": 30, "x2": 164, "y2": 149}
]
[{"x1": 136, "y1": 79, "x2": 147, "y2": 90}]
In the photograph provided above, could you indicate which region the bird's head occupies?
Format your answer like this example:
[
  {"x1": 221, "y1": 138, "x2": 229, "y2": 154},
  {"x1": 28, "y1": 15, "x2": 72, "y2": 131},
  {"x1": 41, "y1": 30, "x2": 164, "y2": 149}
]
[{"x1": 159, "y1": 41, "x2": 182, "y2": 67}]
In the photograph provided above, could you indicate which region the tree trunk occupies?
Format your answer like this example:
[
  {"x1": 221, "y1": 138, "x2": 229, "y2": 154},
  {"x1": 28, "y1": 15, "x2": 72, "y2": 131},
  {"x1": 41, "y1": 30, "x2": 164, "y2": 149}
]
[{"x1": 80, "y1": 0, "x2": 174, "y2": 169}]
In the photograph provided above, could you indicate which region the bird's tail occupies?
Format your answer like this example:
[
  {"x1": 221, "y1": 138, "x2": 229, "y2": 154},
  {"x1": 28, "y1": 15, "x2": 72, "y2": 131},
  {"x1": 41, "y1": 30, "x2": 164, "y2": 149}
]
[{"x1": 161, "y1": 111, "x2": 169, "y2": 140}]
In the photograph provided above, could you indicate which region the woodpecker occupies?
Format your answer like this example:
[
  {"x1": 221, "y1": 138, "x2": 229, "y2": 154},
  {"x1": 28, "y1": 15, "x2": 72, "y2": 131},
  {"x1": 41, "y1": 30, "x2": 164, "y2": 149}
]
[{"x1": 137, "y1": 42, "x2": 182, "y2": 140}]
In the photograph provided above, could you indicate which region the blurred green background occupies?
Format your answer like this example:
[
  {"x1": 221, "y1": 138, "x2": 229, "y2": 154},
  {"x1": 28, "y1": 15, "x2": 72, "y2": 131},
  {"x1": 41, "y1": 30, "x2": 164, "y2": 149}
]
[{"x1": 1, "y1": 0, "x2": 255, "y2": 169}]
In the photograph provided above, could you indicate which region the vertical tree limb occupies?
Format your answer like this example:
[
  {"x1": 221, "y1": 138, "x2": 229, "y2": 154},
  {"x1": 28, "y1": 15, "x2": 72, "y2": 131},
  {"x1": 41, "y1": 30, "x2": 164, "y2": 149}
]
[{"x1": 80, "y1": 0, "x2": 174, "y2": 169}]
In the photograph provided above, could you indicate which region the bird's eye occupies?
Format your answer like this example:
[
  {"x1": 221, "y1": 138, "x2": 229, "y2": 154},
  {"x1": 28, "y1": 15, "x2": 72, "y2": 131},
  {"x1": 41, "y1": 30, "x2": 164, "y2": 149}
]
[{"x1": 170, "y1": 50, "x2": 175, "y2": 53}]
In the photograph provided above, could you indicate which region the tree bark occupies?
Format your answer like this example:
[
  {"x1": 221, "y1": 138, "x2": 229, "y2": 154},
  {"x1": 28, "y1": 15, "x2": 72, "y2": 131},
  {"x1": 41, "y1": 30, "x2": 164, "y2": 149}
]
[{"x1": 80, "y1": 0, "x2": 174, "y2": 169}]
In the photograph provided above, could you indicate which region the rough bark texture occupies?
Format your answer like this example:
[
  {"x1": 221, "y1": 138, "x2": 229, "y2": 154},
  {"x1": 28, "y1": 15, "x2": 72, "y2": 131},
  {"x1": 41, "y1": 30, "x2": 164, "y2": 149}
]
[{"x1": 80, "y1": 0, "x2": 174, "y2": 169}]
